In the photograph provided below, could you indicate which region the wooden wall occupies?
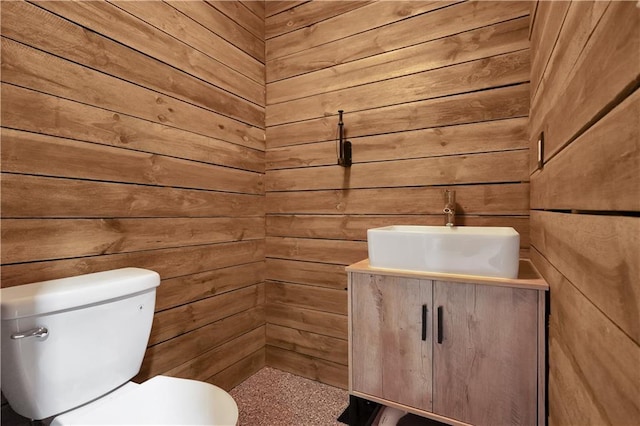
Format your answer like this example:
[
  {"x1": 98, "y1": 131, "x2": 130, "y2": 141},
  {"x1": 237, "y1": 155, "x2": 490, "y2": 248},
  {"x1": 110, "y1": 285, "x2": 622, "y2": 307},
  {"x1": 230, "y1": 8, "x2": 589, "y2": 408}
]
[
  {"x1": 528, "y1": 1, "x2": 639, "y2": 424},
  {"x1": 264, "y1": 0, "x2": 532, "y2": 388},
  {"x1": 0, "y1": 0, "x2": 266, "y2": 393}
]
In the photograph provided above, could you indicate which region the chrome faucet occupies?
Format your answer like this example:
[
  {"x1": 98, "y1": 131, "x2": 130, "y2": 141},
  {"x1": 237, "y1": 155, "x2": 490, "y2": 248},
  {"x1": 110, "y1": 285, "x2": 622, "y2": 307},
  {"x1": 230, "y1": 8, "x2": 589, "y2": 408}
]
[{"x1": 443, "y1": 190, "x2": 455, "y2": 227}]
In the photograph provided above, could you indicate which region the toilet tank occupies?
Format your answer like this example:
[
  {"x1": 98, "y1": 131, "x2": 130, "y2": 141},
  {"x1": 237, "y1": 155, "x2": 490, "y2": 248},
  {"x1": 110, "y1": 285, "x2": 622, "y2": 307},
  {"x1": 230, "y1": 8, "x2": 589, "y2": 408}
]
[{"x1": 0, "y1": 268, "x2": 160, "y2": 420}]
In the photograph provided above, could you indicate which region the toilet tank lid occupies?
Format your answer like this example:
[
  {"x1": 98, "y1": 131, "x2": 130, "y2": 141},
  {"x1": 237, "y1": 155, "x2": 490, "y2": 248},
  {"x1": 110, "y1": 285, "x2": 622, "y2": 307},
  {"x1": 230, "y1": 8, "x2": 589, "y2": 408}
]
[{"x1": 1, "y1": 268, "x2": 160, "y2": 320}]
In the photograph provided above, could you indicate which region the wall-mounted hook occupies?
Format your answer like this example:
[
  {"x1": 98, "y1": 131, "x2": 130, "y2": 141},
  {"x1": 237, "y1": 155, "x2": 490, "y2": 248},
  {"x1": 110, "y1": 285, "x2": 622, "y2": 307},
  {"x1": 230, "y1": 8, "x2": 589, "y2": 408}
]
[{"x1": 337, "y1": 110, "x2": 352, "y2": 167}]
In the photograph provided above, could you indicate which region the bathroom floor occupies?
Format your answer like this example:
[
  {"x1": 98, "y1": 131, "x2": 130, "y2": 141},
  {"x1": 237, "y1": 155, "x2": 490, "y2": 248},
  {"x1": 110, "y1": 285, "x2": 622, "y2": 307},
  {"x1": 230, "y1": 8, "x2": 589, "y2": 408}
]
[{"x1": 230, "y1": 367, "x2": 349, "y2": 426}]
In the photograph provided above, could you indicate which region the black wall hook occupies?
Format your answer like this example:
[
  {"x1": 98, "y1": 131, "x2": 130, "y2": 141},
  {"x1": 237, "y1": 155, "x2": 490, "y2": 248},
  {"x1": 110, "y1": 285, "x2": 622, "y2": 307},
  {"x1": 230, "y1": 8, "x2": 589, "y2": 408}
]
[{"x1": 337, "y1": 110, "x2": 352, "y2": 167}]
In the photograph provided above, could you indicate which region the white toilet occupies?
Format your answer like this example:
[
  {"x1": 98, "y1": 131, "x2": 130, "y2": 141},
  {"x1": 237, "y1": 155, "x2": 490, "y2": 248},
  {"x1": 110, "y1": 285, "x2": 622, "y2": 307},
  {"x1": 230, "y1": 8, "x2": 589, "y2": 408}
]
[{"x1": 0, "y1": 268, "x2": 239, "y2": 425}]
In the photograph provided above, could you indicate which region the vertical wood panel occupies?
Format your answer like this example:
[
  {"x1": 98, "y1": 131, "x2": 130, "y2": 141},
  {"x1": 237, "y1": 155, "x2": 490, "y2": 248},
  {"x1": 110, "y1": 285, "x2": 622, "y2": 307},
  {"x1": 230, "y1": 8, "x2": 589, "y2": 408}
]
[
  {"x1": 529, "y1": 2, "x2": 640, "y2": 424},
  {"x1": 0, "y1": 0, "x2": 266, "y2": 401},
  {"x1": 265, "y1": 1, "x2": 531, "y2": 387}
]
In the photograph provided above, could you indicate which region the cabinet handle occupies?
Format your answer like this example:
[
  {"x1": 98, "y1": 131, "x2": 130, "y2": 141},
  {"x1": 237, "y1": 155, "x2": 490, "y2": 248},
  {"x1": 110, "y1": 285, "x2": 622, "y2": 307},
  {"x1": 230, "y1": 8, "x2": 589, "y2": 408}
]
[
  {"x1": 421, "y1": 305, "x2": 427, "y2": 341},
  {"x1": 437, "y1": 306, "x2": 443, "y2": 344}
]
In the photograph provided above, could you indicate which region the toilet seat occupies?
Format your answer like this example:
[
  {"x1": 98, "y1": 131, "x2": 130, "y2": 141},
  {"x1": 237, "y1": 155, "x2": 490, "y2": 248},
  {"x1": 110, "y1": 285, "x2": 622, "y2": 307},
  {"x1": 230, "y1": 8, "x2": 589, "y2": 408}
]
[{"x1": 51, "y1": 376, "x2": 238, "y2": 426}]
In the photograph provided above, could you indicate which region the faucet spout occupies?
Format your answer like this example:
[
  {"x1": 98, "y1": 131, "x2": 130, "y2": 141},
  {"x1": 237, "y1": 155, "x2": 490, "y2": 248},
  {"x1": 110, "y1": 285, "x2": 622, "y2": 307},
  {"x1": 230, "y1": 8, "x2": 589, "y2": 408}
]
[{"x1": 443, "y1": 190, "x2": 455, "y2": 227}]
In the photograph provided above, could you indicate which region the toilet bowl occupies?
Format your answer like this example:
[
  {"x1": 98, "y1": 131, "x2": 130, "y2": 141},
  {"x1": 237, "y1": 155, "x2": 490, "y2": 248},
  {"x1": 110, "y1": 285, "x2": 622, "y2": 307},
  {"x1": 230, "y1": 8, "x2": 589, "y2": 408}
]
[
  {"x1": 51, "y1": 376, "x2": 238, "y2": 426},
  {"x1": 0, "y1": 268, "x2": 239, "y2": 425}
]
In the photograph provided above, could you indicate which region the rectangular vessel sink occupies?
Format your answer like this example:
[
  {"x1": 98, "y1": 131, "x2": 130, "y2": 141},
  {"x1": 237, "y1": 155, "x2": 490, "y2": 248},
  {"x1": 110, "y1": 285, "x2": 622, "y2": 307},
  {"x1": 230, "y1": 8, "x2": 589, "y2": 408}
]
[{"x1": 367, "y1": 226, "x2": 520, "y2": 279}]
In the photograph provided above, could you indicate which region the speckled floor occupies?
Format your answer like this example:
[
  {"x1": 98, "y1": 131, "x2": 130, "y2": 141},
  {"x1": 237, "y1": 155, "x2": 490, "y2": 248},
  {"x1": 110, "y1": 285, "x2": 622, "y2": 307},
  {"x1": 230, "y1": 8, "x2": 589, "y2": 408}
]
[{"x1": 229, "y1": 367, "x2": 349, "y2": 426}]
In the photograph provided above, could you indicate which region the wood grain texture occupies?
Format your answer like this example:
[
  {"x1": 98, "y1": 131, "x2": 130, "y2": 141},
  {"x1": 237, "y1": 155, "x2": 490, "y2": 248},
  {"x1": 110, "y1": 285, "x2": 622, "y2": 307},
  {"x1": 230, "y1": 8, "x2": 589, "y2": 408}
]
[
  {"x1": 531, "y1": 249, "x2": 640, "y2": 425},
  {"x1": 207, "y1": 348, "x2": 266, "y2": 391},
  {"x1": 267, "y1": 17, "x2": 530, "y2": 105},
  {"x1": 267, "y1": 49, "x2": 530, "y2": 126},
  {"x1": 1, "y1": 174, "x2": 264, "y2": 219},
  {"x1": 150, "y1": 284, "x2": 265, "y2": 345},
  {"x1": 264, "y1": 1, "x2": 531, "y2": 386},
  {"x1": 36, "y1": 0, "x2": 265, "y2": 100},
  {"x1": 1, "y1": 84, "x2": 264, "y2": 173},
  {"x1": 265, "y1": 0, "x2": 371, "y2": 39},
  {"x1": 1, "y1": 218, "x2": 264, "y2": 265},
  {"x1": 166, "y1": 326, "x2": 266, "y2": 382},
  {"x1": 267, "y1": 281, "x2": 347, "y2": 315},
  {"x1": 208, "y1": 1, "x2": 264, "y2": 41},
  {"x1": 529, "y1": 2, "x2": 640, "y2": 424},
  {"x1": 433, "y1": 281, "x2": 538, "y2": 426},
  {"x1": 530, "y1": 0, "x2": 639, "y2": 166},
  {"x1": 267, "y1": 1, "x2": 527, "y2": 82},
  {"x1": 1, "y1": 0, "x2": 263, "y2": 127},
  {"x1": 266, "y1": 345, "x2": 348, "y2": 389},
  {"x1": 1, "y1": 0, "x2": 266, "y2": 391},
  {"x1": 531, "y1": 89, "x2": 639, "y2": 212},
  {"x1": 266, "y1": 184, "x2": 529, "y2": 215},
  {"x1": 266, "y1": 303, "x2": 347, "y2": 340},
  {"x1": 351, "y1": 273, "x2": 433, "y2": 411},
  {"x1": 1, "y1": 38, "x2": 264, "y2": 150},
  {"x1": 267, "y1": 83, "x2": 529, "y2": 148},
  {"x1": 266, "y1": 323, "x2": 348, "y2": 365},
  {"x1": 1, "y1": 129, "x2": 263, "y2": 194},
  {"x1": 139, "y1": 306, "x2": 265, "y2": 379},
  {"x1": 266, "y1": 1, "x2": 456, "y2": 60},
  {"x1": 168, "y1": 1, "x2": 264, "y2": 63},
  {"x1": 530, "y1": 211, "x2": 640, "y2": 344}
]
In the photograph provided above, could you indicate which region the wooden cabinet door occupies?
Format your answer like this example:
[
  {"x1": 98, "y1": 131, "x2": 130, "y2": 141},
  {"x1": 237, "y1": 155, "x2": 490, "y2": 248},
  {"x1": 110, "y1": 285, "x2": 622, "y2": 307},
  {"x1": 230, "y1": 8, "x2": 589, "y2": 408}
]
[
  {"x1": 433, "y1": 281, "x2": 538, "y2": 426},
  {"x1": 350, "y1": 273, "x2": 433, "y2": 412}
]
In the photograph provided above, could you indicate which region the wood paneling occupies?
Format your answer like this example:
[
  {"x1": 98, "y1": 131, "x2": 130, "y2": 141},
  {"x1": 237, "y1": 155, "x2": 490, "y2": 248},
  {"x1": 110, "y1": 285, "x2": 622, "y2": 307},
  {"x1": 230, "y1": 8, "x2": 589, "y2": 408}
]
[
  {"x1": 266, "y1": 345, "x2": 348, "y2": 389},
  {"x1": 265, "y1": 1, "x2": 531, "y2": 387},
  {"x1": 0, "y1": 0, "x2": 266, "y2": 396},
  {"x1": 529, "y1": 2, "x2": 640, "y2": 424}
]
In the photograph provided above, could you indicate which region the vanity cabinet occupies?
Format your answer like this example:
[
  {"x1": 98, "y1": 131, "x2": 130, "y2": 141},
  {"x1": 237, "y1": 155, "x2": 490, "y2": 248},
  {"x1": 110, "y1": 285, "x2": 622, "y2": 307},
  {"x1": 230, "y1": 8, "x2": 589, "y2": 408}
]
[{"x1": 348, "y1": 260, "x2": 548, "y2": 426}]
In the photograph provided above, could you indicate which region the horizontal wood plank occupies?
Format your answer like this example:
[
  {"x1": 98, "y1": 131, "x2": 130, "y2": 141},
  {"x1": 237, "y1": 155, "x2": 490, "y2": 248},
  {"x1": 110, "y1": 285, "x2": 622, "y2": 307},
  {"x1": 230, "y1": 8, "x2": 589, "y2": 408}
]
[
  {"x1": 266, "y1": 259, "x2": 347, "y2": 291},
  {"x1": 266, "y1": 0, "x2": 451, "y2": 58},
  {"x1": 169, "y1": 1, "x2": 265, "y2": 62},
  {"x1": 1, "y1": 129, "x2": 263, "y2": 194},
  {"x1": 265, "y1": 1, "x2": 306, "y2": 18},
  {"x1": 1, "y1": 84, "x2": 264, "y2": 173},
  {"x1": 267, "y1": 84, "x2": 529, "y2": 147},
  {"x1": 267, "y1": 49, "x2": 529, "y2": 126},
  {"x1": 266, "y1": 303, "x2": 347, "y2": 339},
  {"x1": 241, "y1": 1, "x2": 265, "y2": 20},
  {"x1": 1, "y1": 218, "x2": 264, "y2": 265},
  {"x1": 530, "y1": 1, "x2": 639, "y2": 165},
  {"x1": 36, "y1": 0, "x2": 265, "y2": 101},
  {"x1": 150, "y1": 284, "x2": 265, "y2": 344},
  {"x1": 267, "y1": 1, "x2": 528, "y2": 82},
  {"x1": 267, "y1": 237, "x2": 367, "y2": 265},
  {"x1": 1, "y1": 1, "x2": 264, "y2": 127},
  {"x1": 1, "y1": 38, "x2": 265, "y2": 150},
  {"x1": 208, "y1": 1, "x2": 264, "y2": 40},
  {"x1": 531, "y1": 88, "x2": 639, "y2": 212},
  {"x1": 267, "y1": 17, "x2": 530, "y2": 104},
  {"x1": 266, "y1": 215, "x2": 530, "y2": 248},
  {"x1": 529, "y1": 0, "x2": 571, "y2": 101},
  {"x1": 1, "y1": 240, "x2": 265, "y2": 288},
  {"x1": 157, "y1": 262, "x2": 265, "y2": 311},
  {"x1": 139, "y1": 306, "x2": 264, "y2": 379},
  {"x1": 167, "y1": 326, "x2": 266, "y2": 381},
  {"x1": 207, "y1": 348, "x2": 266, "y2": 391},
  {"x1": 1, "y1": 174, "x2": 264, "y2": 218},
  {"x1": 266, "y1": 324, "x2": 348, "y2": 365},
  {"x1": 265, "y1": 1, "x2": 371, "y2": 39},
  {"x1": 267, "y1": 281, "x2": 347, "y2": 315},
  {"x1": 266, "y1": 183, "x2": 529, "y2": 215},
  {"x1": 266, "y1": 150, "x2": 529, "y2": 191},
  {"x1": 531, "y1": 249, "x2": 640, "y2": 424},
  {"x1": 530, "y1": 211, "x2": 640, "y2": 344},
  {"x1": 266, "y1": 345, "x2": 348, "y2": 389},
  {"x1": 267, "y1": 118, "x2": 528, "y2": 169}
]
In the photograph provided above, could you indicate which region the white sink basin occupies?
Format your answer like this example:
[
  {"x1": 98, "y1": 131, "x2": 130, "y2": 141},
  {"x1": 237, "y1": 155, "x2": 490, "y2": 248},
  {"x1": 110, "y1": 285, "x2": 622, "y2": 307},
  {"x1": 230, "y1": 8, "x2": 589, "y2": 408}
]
[{"x1": 367, "y1": 225, "x2": 520, "y2": 279}]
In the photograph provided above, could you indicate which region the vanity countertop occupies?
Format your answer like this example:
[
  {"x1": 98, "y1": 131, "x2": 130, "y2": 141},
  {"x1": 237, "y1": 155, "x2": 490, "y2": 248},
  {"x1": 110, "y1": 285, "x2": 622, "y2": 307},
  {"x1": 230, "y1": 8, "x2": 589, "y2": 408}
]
[{"x1": 346, "y1": 259, "x2": 549, "y2": 291}]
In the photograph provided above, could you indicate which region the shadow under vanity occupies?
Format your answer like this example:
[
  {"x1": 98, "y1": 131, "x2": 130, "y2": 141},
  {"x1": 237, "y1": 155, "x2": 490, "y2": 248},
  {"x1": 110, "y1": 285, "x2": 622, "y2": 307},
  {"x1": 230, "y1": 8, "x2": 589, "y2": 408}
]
[{"x1": 346, "y1": 259, "x2": 549, "y2": 426}]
